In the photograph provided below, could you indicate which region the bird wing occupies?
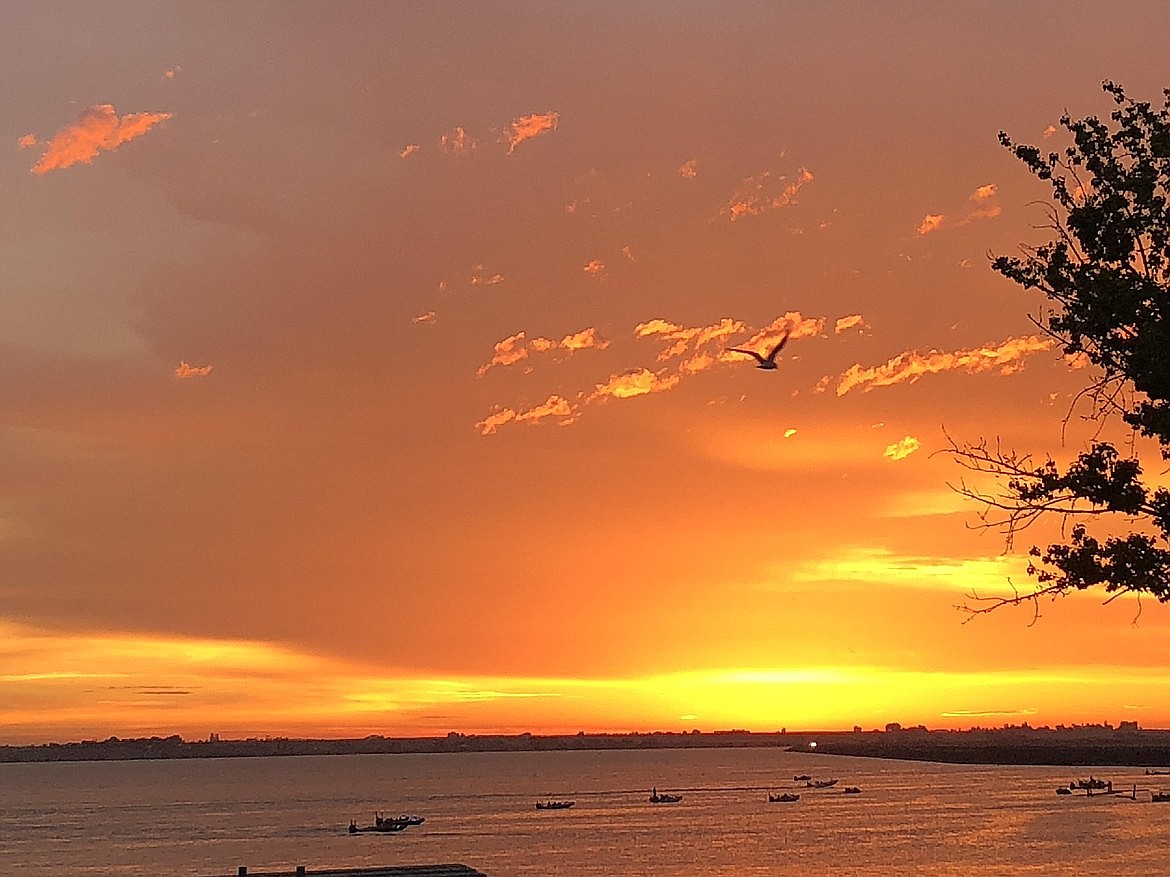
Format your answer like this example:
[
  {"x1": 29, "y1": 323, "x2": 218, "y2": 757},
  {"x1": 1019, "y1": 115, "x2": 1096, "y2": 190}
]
[
  {"x1": 726, "y1": 347, "x2": 766, "y2": 364},
  {"x1": 765, "y1": 330, "x2": 792, "y2": 362}
]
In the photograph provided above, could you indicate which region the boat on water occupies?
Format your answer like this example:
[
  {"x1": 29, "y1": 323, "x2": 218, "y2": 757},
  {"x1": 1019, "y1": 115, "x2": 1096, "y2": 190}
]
[
  {"x1": 1146, "y1": 769, "x2": 1170, "y2": 775},
  {"x1": 768, "y1": 792, "x2": 800, "y2": 803},
  {"x1": 1152, "y1": 792, "x2": 1170, "y2": 802},
  {"x1": 649, "y1": 787, "x2": 683, "y2": 804},
  {"x1": 1055, "y1": 787, "x2": 1073, "y2": 795},
  {"x1": 348, "y1": 812, "x2": 424, "y2": 833},
  {"x1": 349, "y1": 819, "x2": 407, "y2": 834},
  {"x1": 806, "y1": 779, "x2": 838, "y2": 788},
  {"x1": 842, "y1": 787, "x2": 861, "y2": 794},
  {"x1": 536, "y1": 800, "x2": 575, "y2": 810},
  {"x1": 793, "y1": 774, "x2": 811, "y2": 781}
]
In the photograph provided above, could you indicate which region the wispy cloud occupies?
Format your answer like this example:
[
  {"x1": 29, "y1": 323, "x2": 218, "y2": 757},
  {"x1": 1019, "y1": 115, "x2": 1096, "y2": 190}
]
[
  {"x1": 916, "y1": 213, "x2": 945, "y2": 235},
  {"x1": 587, "y1": 368, "x2": 679, "y2": 401},
  {"x1": 836, "y1": 334, "x2": 1054, "y2": 396},
  {"x1": 917, "y1": 184, "x2": 1002, "y2": 235},
  {"x1": 883, "y1": 436, "x2": 921, "y2": 461},
  {"x1": 835, "y1": 314, "x2": 866, "y2": 334},
  {"x1": 413, "y1": 311, "x2": 437, "y2": 324},
  {"x1": 17, "y1": 133, "x2": 37, "y2": 149},
  {"x1": 400, "y1": 144, "x2": 420, "y2": 158},
  {"x1": 722, "y1": 160, "x2": 814, "y2": 221},
  {"x1": 583, "y1": 259, "x2": 606, "y2": 276},
  {"x1": 174, "y1": 361, "x2": 213, "y2": 379},
  {"x1": 28, "y1": 104, "x2": 172, "y2": 174},
  {"x1": 504, "y1": 111, "x2": 559, "y2": 155},
  {"x1": 679, "y1": 159, "x2": 698, "y2": 178},
  {"x1": 477, "y1": 327, "x2": 610, "y2": 377},
  {"x1": 479, "y1": 311, "x2": 854, "y2": 434},
  {"x1": 440, "y1": 126, "x2": 477, "y2": 155},
  {"x1": 476, "y1": 394, "x2": 577, "y2": 435}
]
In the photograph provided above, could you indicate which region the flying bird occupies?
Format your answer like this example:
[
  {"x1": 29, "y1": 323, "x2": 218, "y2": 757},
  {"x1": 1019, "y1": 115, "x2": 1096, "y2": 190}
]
[{"x1": 726, "y1": 330, "x2": 790, "y2": 370}]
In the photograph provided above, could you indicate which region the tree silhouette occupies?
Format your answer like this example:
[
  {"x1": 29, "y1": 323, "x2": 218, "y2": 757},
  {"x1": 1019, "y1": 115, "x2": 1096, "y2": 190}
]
[{"x1": 947, "y1": 81, "x2": 1170, "y2": 617}]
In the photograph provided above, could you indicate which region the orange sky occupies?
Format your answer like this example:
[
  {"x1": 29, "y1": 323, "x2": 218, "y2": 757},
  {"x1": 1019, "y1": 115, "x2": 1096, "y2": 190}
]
[{"x1": 5, "y1": 3, "x2": 1170, "y2": 745}]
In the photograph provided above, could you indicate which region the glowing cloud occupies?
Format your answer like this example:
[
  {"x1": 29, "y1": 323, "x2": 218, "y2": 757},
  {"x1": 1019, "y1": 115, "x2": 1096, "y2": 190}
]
[
  {"x1": 413, "y1": 311, "x2": 437, "y2": 324},
  {"x1": 164, "y1": 68, "x2": 178, "y2": 80},
  {"x1": 476, "y1": 394, "x2": 576, "y2": 435},
  {"x1": 588, "y1": 368, "x2": 678, "y2": 401},
  {"x1": 883, "y1": 436, "x2": 921, "y2": 461},
  {"x1": 477, "y1": 327, "x2": 610, "y2": 376},
  {"x1": 836, "y1": 334, "x2": 1055, "y2": 396},
  {"x1": 583, "y1": 260, "x2": 606, "y2": 276},
  {"x1": 722, "y1": 162, "x2": 814, "y2": 221},
  {"x1": 504, "y1": 111, "x2": 559, "y2": 154},
  {"x1": 621, "y1": 246, "x2": 636, "y2": 262},
  {"x1": 835, "y1": 315, "x2": 866, "y2": 334},
  {"x1": 916, "y1": 213, "x2": 945, "y2": 236},
  {"x1": 400, "y1": 144, "x2": 420, "y2": 158},
  {"x1": 174, "y1": 361, "x2": 213, "y2": 379},
  {"x1": 679, "y1": 159, "x2": 698, "y2": 178},
  {"x1": 962, "y1": 183, "x2": 1002, "y2": 223},
  {"x1": 17, "y1": 133, "x2": 37, "y2": 149},
  {"x1": 29, "y1": 104, "x2": 173, "y2": 174}
]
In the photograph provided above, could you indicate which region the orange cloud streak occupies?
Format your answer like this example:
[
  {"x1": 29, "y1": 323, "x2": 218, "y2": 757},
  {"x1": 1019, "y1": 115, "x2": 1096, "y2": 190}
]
[
  {"x1": 30, "y1": 104, "x2": 172, "y2": 174},
  {"x1": 504, "y1": 111, "x2": 559, "y2": 154},
  {"x1": 836, "y1": 335, "x2": 1055, "y2": 396},
  {"x1": 477, "y1": 327, "x2": 610, "y2": 377},
  {"x1": 723, "y1": 163, "x2": 814, "y2": 221},
  {"x1": 883, "y1": 436, "x2": 922, "y2": 461},
  {"x1": 174, "y1": 361, "x2": 213, "y2": 378}
]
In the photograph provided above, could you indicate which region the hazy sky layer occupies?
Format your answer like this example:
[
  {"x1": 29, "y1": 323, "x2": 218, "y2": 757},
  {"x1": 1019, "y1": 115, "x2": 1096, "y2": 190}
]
[{"x1": 5, "y1": 2, "x2": 1170, "y2": 744}]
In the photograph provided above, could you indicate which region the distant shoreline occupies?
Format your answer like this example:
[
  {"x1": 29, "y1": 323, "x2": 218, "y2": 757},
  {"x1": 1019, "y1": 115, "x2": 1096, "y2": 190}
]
[{"x1": 5, "y1": 726, "x2": 1170, "y2": 767}]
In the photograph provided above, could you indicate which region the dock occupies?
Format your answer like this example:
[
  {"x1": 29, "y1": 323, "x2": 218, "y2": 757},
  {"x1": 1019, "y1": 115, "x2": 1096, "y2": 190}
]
[{"x1": 207, "y1": 866, "x2": 488, "y2": 877}]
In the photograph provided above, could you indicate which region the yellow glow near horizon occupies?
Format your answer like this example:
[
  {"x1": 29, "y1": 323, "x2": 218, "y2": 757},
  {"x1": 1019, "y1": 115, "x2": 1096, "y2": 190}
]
[{"x1": 5, "y1": 621, "x2": 1170, "y2": 744}]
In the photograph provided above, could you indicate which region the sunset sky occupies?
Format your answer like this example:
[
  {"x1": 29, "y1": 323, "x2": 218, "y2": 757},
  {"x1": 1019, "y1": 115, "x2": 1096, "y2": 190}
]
[{"x1": 6, "y1": 2, "x2": 1170, "y2": 745}]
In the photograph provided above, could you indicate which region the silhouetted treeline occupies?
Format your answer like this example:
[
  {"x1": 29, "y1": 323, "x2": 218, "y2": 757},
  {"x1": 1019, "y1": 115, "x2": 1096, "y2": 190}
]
[{"x1": 4, "y1": 725, "x2": 1170, "y2": 766}]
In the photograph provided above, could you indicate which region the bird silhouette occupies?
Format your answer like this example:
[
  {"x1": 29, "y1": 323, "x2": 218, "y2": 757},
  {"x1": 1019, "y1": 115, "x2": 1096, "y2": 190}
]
[{"x1": 726, "y1": 329, "x2": 790, "y2": 370}]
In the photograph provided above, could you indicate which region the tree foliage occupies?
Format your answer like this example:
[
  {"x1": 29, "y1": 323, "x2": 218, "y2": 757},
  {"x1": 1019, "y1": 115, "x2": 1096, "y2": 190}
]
[{"x1": 949, "y1": 81, "x2": 1170, "y2": 616}]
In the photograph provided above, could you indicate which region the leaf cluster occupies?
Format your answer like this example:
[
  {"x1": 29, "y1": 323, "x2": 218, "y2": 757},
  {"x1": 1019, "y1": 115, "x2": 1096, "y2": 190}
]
[{"x1": 949, "y1": 82, "x2": 1170, "y2": 616}]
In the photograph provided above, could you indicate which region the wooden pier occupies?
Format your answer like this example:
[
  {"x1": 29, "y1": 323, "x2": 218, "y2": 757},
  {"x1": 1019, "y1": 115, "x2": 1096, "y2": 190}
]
[{"x1": 208, "y1": 866, "x2": 488, "y2": 877}]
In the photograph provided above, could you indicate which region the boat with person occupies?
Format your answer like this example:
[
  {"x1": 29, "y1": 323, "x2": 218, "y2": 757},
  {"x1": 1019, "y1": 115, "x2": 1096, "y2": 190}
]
[
  {"x1": 843, "y1": 787, "x2": 862, "y2": 794},
  {"x1": 649, "y1": 787, "x2": 683, "y2": 804},
  {"x1": 768, "y1": 792, "x2": 800, "y2": 803},
  {"x1": 536, "y1": 800, "x2": 575, "y2": 810},
  {"x1": 1152, "y1": 792, "x2": 1170, "y2": 802},
  {"x1": 806, "y1": 779, "x2": 838, "y2": 788}
]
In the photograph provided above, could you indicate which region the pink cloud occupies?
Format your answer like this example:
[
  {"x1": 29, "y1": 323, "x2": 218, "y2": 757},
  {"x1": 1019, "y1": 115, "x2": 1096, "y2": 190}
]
[
  {"x1": 17, "y1": 133, "x2": 37, "y2": 149},
  {"x1": 29, "y1": 104, "x2": 172, "y2": 174},
  {"x1": 413, "y1": 311, "x2": 437, "y2": 324},
  {"x1": 400, "y1": 144, "x2": 421, "y2": 158},
  {"x1": 583, "y1": 260, "x2": 606, "y2": 276},
  {"x1": 588, "y1": 368, "x2": 679, "y2": 401},
  {"x1": 679, "y1": 159, "x2": 698, "y2": 178}
]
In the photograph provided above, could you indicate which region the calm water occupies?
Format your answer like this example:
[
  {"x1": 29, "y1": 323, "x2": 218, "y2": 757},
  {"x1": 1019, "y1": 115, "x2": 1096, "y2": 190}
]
[{"x1": 1, "y1": 748, "x2": 1167, "y2": 876}]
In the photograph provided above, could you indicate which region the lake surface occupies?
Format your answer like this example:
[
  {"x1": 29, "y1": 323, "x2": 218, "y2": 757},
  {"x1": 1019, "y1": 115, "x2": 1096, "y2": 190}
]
[{"x1": 2, "y1": 747, "x2": 1167, "y2": 876}]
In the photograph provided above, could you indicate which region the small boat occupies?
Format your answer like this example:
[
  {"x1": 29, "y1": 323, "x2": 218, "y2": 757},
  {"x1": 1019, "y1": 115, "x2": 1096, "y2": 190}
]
[
  {"x1": 1055, "y1": 787, "x2": 1073, "y2": 795},
  {"x1": 650, "y1": 787, "x2": 683, "y2": 804},
  {"x1": 842, "y1": 787, "x2": 861, "y2": 795},
  {"x1": 1146, "y1": 769, "x2": 1170, "y2": 776},
  {"x1": 1073, "y1": 777, "x2": 1108, "y2": 790},
  {"x1": 1152, "y1": 792, "x2": 1170, "y2": 802},
  {"x1": 536, "y1": 800, "x2": 575, "y2": 810},
  {"x1": 806, "y1": 779, "x2": 838, "y2": 789},
  {"x1": 769, "y1": 792, "x2": 800, "y2": 803},
  {"x1": 349, "y1": 819, "x2": 408, "y2": 834},
  {"x1": 793, "y1": 774, "x2": 811, "y2": 782}
]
